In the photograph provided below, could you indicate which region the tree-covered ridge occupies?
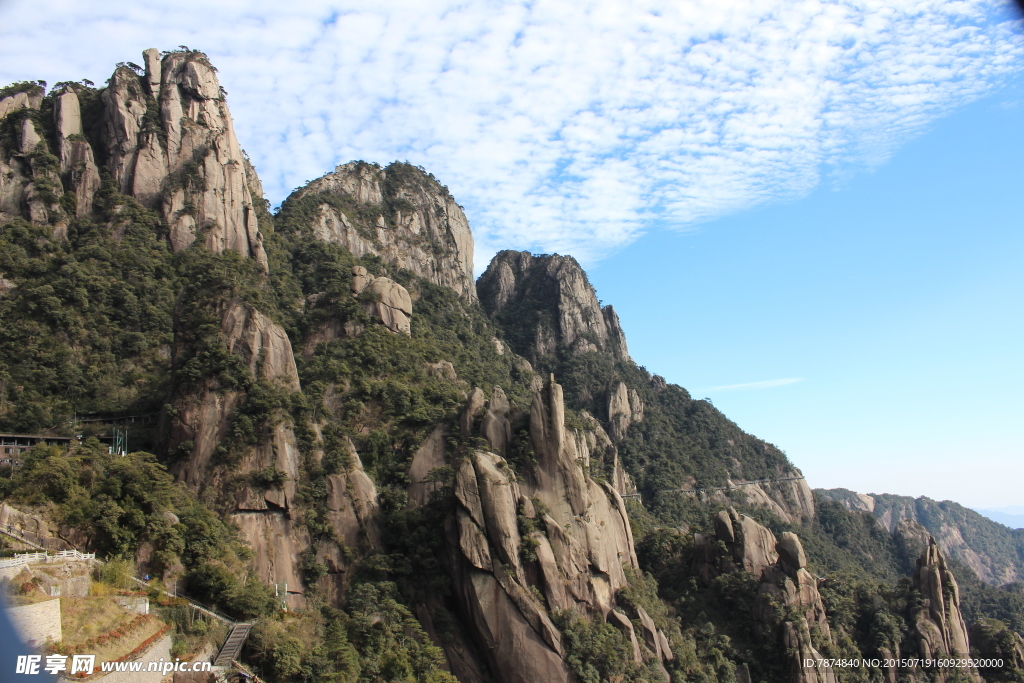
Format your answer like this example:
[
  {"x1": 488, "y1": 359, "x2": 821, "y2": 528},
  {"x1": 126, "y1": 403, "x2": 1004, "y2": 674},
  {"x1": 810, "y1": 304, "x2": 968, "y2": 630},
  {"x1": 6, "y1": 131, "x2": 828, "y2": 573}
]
[
  {"x1": 818, "y1": 487, "x2": 1024, "y2": 586},
  {"x1": 478, "y1": 250, "x2": 797, "y2": 495},
  {"x1": 0, "y1": 186, "x2": 175, "y2": 442}
]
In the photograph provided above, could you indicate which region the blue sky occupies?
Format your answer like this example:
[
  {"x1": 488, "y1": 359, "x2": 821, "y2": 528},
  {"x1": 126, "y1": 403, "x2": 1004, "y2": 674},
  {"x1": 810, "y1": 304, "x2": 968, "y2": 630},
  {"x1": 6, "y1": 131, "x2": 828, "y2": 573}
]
[
  {"x1": 1, "y1": 0, "x2": 1022, "y2": 507},
  {"x1": 588, "y1": 79, "x2": 1024, "y2": 508}
]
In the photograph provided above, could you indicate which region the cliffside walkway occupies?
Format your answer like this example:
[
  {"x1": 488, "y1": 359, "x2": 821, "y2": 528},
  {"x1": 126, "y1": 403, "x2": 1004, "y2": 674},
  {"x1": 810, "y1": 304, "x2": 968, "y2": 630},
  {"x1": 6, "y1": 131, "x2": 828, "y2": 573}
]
[
  {"x1": 214, "y1": 623, "x2": 254, "y2": 666},
  {"x1": 620, "y1": 475, "x2": 805, "y2": 499},
  {"x1": 0, "y1": 525, "x2": 47, "y2": 550},
  {"x1": 0, "y1": 549, "x2": 95, "y2": 570}
]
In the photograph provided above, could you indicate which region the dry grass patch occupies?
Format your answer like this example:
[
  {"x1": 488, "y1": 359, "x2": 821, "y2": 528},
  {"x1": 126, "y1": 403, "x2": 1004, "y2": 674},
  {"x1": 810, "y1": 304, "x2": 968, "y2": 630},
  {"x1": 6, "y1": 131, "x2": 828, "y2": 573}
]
[{"x1": 51, "y1": 595, "x2": 166, "y2": 663}]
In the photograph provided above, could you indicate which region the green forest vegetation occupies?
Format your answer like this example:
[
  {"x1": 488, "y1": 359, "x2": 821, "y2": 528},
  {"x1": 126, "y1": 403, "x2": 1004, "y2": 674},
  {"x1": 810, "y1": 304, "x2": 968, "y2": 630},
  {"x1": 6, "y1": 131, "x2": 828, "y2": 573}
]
[{"x1": 1, "y1": 76, "x2": 1022, "y2": 681}]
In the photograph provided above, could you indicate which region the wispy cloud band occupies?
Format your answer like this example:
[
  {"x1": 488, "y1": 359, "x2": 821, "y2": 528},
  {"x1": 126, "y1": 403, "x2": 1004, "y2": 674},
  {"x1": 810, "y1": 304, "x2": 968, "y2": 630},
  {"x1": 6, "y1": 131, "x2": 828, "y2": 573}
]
[
  {"x1": 703, "y1": 378, "x2": 806, "y2": 392},
  {"x1": 2, "y1": 0, "x2": 1022, "y2": 268}
]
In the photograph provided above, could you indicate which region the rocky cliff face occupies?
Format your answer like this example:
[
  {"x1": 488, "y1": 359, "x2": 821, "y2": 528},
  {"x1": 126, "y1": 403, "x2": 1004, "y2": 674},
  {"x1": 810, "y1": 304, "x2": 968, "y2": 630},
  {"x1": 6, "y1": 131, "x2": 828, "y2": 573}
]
[
  {"x1": 0, "y1": 84, "x2": 67, "y2": 235},
  {"x1": 106, "y1": 50, "x2": 268, "y2": 268},
  {"x1": 694, "y1": 510, "x2": 836, "y2": 683},
  {"x1": 693, "y1": 477, "x2": 816, "y2": 526},
  {"x1": 818, "y1": 488, "x2": 1023, "y2": 585},
  {"x1": 478, "y1": 251, "x2": 629, "y2": 363},
  {"x1": 0, "y1": 49, "x2": 269, "y2": 269},
  {"x1": 446, "y1": 376, "x2": 669, "y2": 683},
  {"x1": 284, "y1": 161, "x2": 476, "y2": 299},
  {"x1": 167, "y1": 300, "x2": 309, "y2": 607},
  {"x1": 907, "y1": 539, "x2": 982, "y2": 681},
  {"x1": 167, "y1": 294, "x2": 387, "y2": 609},
  {"x1": 0, "y1": 502, "x2": 72, "y2": 552},
  {"x1": 477, "y1": 249, "x2": 814, "y2": 527},
  {"x1": 911, "y1": 538, "x2": 973, "y2": 661},
  {"x1": 10, "y1": 48, "x2": 1007, "y2": 683}
]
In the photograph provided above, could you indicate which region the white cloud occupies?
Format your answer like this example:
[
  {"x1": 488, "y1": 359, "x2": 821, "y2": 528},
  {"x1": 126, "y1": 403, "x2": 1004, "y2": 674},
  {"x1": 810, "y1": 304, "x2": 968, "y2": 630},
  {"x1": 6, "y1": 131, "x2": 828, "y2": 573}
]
[
  {"x1": 704, "y1": 378, "x2": 805, "y2": 392},
  {"x1": 2, "y1": 0, "x2": 1022, "y2": 269}
]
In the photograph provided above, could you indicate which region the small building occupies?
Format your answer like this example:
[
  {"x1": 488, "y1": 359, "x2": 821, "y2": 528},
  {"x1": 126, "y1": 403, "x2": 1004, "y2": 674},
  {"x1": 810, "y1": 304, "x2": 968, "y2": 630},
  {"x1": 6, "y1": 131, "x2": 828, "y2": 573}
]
[{"x1": 0, "y1": 434, "x2": 72, "y2": 457}]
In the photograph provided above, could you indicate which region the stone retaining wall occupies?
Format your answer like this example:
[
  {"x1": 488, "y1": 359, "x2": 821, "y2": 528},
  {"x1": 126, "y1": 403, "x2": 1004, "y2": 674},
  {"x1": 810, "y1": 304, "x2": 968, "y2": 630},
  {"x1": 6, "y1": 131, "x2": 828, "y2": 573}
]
[{"x1": 6, "y1": 598, "x2": 61, "y2": 647}]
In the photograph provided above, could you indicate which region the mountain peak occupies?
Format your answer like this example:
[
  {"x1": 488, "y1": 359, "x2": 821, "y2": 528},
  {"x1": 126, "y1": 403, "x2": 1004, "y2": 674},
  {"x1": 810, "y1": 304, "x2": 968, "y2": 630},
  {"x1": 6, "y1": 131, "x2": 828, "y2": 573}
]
[
  {"x1": 279, "y1": 160, "x2": 477, "y2": 299},
  {"x1": 478, "y1": 250, "x2": 629, "y2": 365}
]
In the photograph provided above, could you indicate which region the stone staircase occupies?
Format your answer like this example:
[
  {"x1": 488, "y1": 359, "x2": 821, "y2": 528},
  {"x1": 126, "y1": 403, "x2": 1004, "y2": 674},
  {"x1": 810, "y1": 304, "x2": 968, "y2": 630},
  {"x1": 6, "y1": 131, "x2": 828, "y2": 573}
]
[{"x1": 213, "y1": 622, "x2": 253, "y2": 667}]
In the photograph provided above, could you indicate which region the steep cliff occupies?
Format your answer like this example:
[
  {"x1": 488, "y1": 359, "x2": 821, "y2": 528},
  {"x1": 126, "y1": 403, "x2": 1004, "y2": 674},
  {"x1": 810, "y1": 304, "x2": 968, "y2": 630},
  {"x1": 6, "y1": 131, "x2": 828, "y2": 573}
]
[
  {"x1": 102, "y1": 50, "x2": 268, "y2": 267},
  {"x1": 278, "y1": 161, "x2": 476, "y2": 299},
  {"x1": 479, "y1": 250, "x2": 629, "y2": 363},
  {"x1": 690, "y1": 510, "x2": 835, "y2": 683},
  {"x1": 0, "y1": 49, "x2": 269, "y2": 269},
  {"x1": 912, "y1": 539, "x2": 974, "y2": 659},
  {"x1": 0, "y1": 83, "x2": 67, "y2": 235},
  {"x1": 448, "y1": 377, "x2": 672, "y2": 683}
]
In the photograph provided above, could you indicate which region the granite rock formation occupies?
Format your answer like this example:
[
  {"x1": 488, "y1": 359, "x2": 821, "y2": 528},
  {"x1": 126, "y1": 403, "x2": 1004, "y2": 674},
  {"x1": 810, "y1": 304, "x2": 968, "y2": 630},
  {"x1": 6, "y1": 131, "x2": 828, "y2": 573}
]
[
  {"x1": 0, "y1": 49, "x2": 269, "y2": 269},
  {"x1": 607, "y1": 380, "x2": 644, "y2": 441},
  {"x1": 0, "y1": 86, "x2": 67, "y2": 235},
  {"x1": 314, "y1": 438, "x2": 381, "y2": 604},
  {"x1": 0, "y1": 503, "x2": 72, "y2": 551},
  {"x1": 103, "y1": 51, "x2": 268, "y2": 267},
  {"x1": 447, "y1": 376, "x2": 670, "y2": 683},
  {"x1": 351, "y1": 265, "x2": 412, "y2": 335},
  {"x1": 695, "y1": 510, "x2": 836, "y2": 683},
  {"x1": 478, "y1": 251, "x2": 629, "y2": 362},
  {"x1": 167, "y1": 300, "x2": 307, "y2": 606},
  {"x1": 911, "y1": 538, "x2": 974, "y2": 662},
  {"x1": 52, "y1": 86, "x2": 101, "y2": 218},
  {"x1": 286, "y1": 161, "x2": 476, "y2": 299}
]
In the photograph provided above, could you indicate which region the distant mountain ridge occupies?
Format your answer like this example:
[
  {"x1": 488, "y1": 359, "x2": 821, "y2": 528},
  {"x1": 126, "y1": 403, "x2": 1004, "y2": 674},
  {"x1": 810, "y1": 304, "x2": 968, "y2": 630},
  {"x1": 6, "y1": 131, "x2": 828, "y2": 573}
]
[
  {"x1": 975, "y1": 508, "x2": 1024, "y2": 530},
  {"x1": 817, "y1": 487, "x2": 1024, "y2": 586}
]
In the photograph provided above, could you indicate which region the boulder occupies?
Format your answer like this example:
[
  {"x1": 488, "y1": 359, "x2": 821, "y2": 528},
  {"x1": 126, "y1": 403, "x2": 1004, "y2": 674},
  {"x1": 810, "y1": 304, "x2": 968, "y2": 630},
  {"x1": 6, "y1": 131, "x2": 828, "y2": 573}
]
[
  {"x1": 777, "y1": 532, "x2": 807, "y2": 573},
  {"x1": 732, "y1": 512, "x2": 779, "y2": 578},
  {"x1": 350, "y1": 267, "x2": 412, "y2": 334},
  {"x1": 368, "y1": 277, "x2": 412, "y2": 334},
  {"x1": 426, "y1": 360, "x2": 457, "y2": 381},
  {"x1": 607, "y1": 610, "x2": 643, "y2": 664},
  {"x1": 713, "y1": 510, "x2": 735, "y2": 544}
]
